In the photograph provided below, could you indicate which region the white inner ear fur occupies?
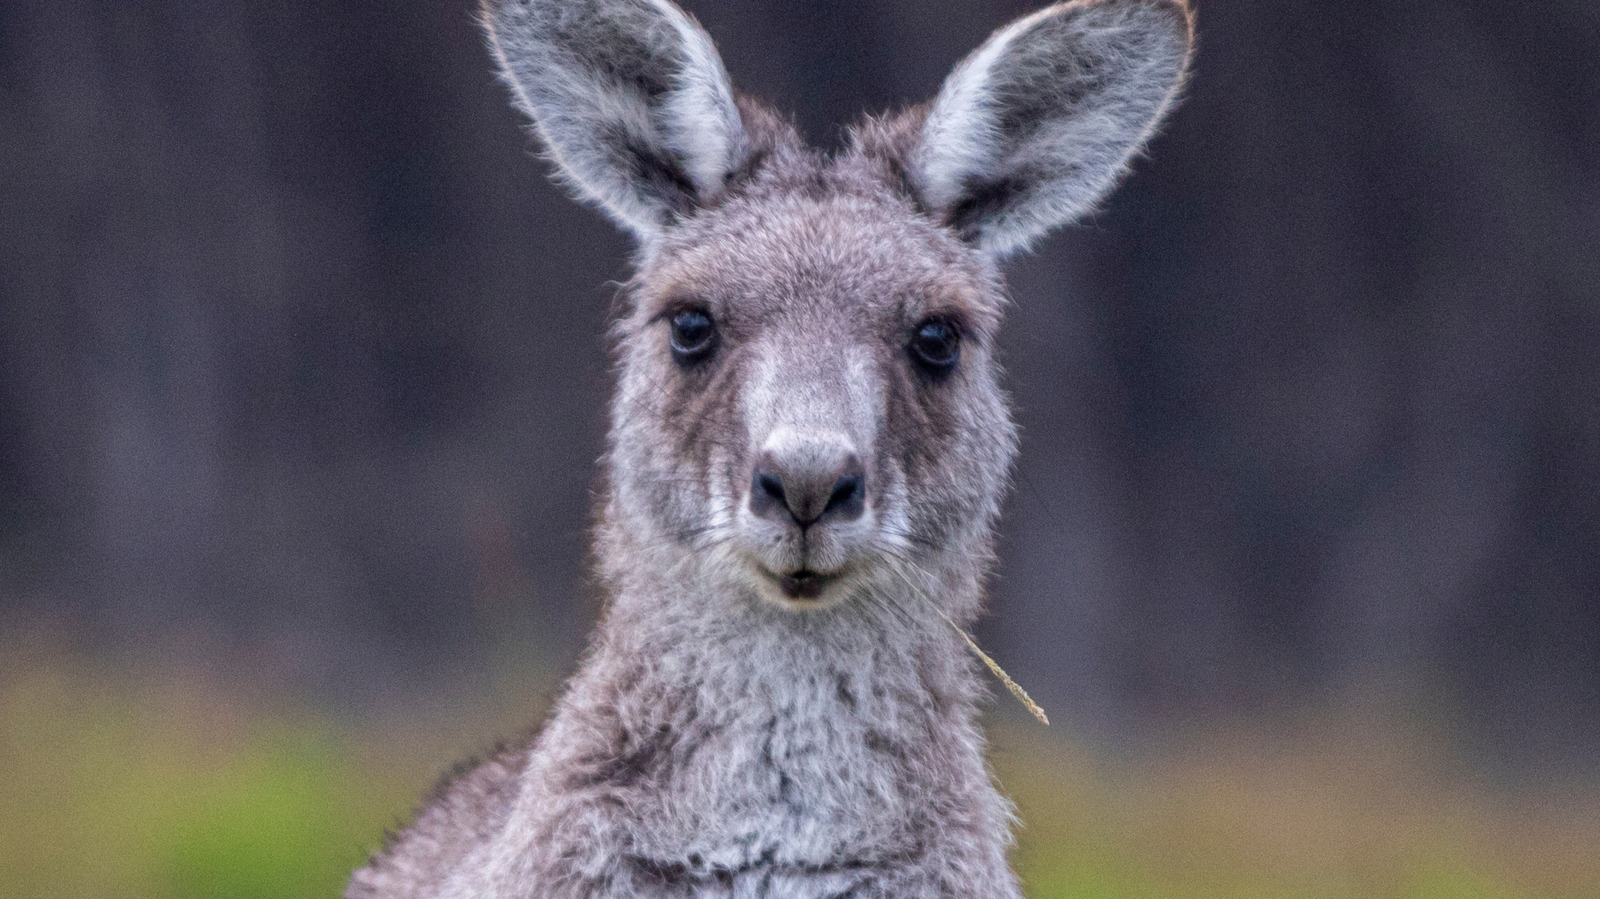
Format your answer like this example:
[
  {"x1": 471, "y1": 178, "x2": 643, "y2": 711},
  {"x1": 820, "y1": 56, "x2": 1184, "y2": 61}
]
[
  {"x1": 912, "y1": 0, "x2": 1192, "y2": 257},
  {"x1": 547, "y1": 79, "x2": 661, "y2": 226},
  {"x1": 913, "y1": 6, "x2": 1052, "y2": 220},
  {"x1": 486, "y1": 0, "x2": 746, "y2": 242},
  {"x1": 649, "y1": 0, "x2": 746, "y2": 200}
]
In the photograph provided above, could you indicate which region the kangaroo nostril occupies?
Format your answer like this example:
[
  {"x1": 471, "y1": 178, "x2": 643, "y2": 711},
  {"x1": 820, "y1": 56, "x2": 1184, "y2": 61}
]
[
  {"x1": 820, "y1": 455, "x2": 866, "y2": 523},
  {"x1": 758, "y1": 472, "x2": 787, "y2": 503},
  {"x1": 749, "y1": 462, "x2": 789, "y2": 522},
  {"x1": 825, "y1": 474, "x2": 862, "y2": 515}
]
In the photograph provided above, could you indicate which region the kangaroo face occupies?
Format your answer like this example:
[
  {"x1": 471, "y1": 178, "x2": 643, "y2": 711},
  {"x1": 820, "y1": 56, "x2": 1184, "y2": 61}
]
[
  {"x1": 484, "y1": 0, "x2": 1192, "y2": 611},
  {"x1": 610, "y1": 180, "x2": 1016, "y2": 608}
]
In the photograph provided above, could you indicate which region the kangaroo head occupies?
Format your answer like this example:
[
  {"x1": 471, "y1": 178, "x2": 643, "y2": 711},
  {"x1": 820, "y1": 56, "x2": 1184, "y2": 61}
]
[{"x1": 484, "y1": 0, "x2": 1192, "y2": 611}]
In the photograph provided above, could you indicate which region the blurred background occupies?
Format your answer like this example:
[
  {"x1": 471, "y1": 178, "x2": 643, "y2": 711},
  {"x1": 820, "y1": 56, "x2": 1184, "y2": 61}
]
[{"x1": 2, "y1": 1, "x2": 1598, "y2": 896}]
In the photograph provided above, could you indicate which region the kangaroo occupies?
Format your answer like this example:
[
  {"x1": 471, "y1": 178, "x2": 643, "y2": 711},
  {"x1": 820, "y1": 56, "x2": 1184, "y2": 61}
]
[{"x1": 348, "y1": 1, "x2": 1191, "y2": 896}]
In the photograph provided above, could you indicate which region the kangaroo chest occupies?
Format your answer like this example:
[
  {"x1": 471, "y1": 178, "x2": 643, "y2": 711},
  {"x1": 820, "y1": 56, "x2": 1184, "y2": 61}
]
[
  {"x1": 526, "y1": 629, "x2": 965, "y2": 889},
  {"x1": 625, "y1": 695, "x2": 929, "y2": 869}
]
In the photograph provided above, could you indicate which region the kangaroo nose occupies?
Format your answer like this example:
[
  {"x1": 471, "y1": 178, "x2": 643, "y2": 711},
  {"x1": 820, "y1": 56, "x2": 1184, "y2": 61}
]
[{"x1": 749, "y1": 448, "x2": 865, "y2": 528}]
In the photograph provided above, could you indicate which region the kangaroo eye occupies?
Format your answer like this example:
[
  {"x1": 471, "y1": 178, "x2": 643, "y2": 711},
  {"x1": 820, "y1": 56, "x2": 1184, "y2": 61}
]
[
  {"x1": 669, "y1": 308, "x2": 716, "y2": 362},
  {"x1": 909, "y1": 317, "x2": 961, "y2": 374}
]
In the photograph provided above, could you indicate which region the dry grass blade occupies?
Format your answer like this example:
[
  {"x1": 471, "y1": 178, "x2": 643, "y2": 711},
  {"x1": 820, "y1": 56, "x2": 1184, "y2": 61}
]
[
  {"x1": 886, "y1": 560, "x2": 1050, "y2": 726},
  {"x1": 935, "y1": 605, "x2": 1050, "y2": 726}
]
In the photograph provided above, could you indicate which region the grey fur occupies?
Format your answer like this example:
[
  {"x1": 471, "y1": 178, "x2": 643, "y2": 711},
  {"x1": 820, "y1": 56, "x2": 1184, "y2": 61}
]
[
  {"x1": 349, "y1": 2, "x2": 1192, "y2": 896},
  {"x1": 482, "y1": 0, "x2": 749, "y2": 241},
  {"x1": 913, "y1": 0, "x2": 1194, "y2": 256}
]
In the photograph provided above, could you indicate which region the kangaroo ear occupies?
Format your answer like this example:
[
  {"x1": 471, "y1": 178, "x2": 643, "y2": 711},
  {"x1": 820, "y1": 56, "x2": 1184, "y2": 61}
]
[
  {"x1": 911, "y1": 0, "x2": 1194, "y2": 257},
  {"x1": 482, "y1": 0, "x2": 747, "y2": 241}
]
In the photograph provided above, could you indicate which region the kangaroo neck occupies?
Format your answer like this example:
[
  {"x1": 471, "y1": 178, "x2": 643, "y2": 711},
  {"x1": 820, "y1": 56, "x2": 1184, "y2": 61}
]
[
  {"x1": 530, "y1": 577, "x2": 991, "y2": 877},
  {"x1": 585, "y1": 573, "x2": 979, "y2": 732}
]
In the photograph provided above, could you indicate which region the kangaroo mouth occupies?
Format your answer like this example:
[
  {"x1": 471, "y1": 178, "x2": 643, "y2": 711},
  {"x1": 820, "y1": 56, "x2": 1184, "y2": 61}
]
[{"x1": 769, "y1": 568, "x2": 832, "y2": 600}]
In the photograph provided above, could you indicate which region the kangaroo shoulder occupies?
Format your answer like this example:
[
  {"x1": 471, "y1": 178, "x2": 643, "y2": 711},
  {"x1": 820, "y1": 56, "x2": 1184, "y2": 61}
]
[{"x1": 347, "y1": 733, "x2": 536, "y2": 899}]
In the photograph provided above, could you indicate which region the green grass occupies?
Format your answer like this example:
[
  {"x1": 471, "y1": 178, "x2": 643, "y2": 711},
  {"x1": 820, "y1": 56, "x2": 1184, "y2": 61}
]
[
  {"x1": 0, "y1": 654, "x2": 395, "y2": 898},
  {"x1": 1, "y1": 640, "x2": 1595, "y2": 898}
]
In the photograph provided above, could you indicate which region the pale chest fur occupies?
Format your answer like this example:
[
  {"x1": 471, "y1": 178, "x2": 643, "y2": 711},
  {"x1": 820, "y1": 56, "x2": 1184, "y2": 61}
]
[{"x1": 453, "y1": 596, "x2": 1020, "y2": 897}]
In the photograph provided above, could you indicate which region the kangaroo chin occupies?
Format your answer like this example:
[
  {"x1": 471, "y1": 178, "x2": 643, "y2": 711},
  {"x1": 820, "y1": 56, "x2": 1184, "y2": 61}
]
[{"x1": 348, "y1": 2, "x2": 1193, "y2": 896}]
